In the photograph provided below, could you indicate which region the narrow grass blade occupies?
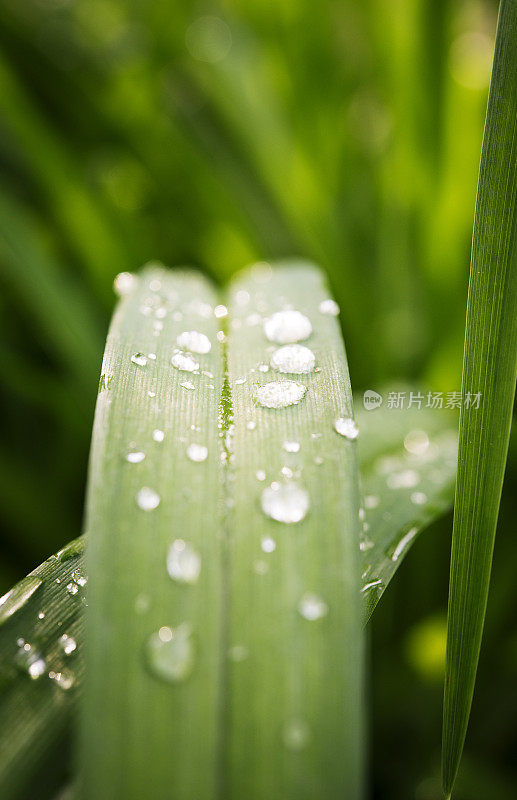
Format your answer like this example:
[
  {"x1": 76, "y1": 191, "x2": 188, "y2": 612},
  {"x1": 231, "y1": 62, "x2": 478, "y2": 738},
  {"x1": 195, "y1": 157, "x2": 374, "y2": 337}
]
[
  {"x1": 442, "y1": 1, "x2": 517, "y2": 795},
  {"x1": 355, "y1": 404, "x2": 458, "y2": 622},
  {"x1": 224, "y1": 261, "x2": 364, "y2": 799},
  {"x1": 0, "y1": 538, "x2": 85, "y2": 800},
  {"x1": 81, "y1": 267, "x2": 224, "y2": 799}
]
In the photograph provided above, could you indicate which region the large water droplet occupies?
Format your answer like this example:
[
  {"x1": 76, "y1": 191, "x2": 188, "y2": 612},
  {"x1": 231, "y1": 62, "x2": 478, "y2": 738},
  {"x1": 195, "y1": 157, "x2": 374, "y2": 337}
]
[
  {"x1": 131, "y1": 353, "x2": 148, "y2": 367},
  {"x1": 255, "y1": 380, "x2": 307, "y2": 409},
  {"x1": 263, "y1": 310, "x2": 312, "y2": 344},
  {"x1": 167, "y1": 540, "x2": 201, "y2": 584},
  {"x1": 136, "y1": 487, "x2": 161, "y2": 511},
  {"x1": 176, "y1": 330, "x2": 212, "y2": 354},
  {"x1": 171, "y1": 352, "x2": 199, "y2": 372},
  {"x1": 283, "y1": 719, "x2": 311, "y2": 751},
  {"x1": 58, "y1": 634, "x2": 77, "y2": 656},
  {"x1": 318, "y1": 298, "x2": 340, "y2": 316},
  {"x1": 298, "y1": 593, "x2": 328, "y2": 620},
  {"x1": 334, "y1": 417, "x2": 359, "y2": 439},
  {"x1": 0, "y1": 576, "x2": 42, "y2": 625},
  {"x1": 270, "y1": 344, "x2": 315, "y2": 374},
  {"x1": 186, "y1": 443, "x2": 208, "y2": 462},
  {"x1": 145, "y1": 623, "x2": 194, "y2": 683},
  {"x1": 283, "y1": 440, "x2": 301, "y2": 453},
  {"x1": 261, "y1": 483, "x2": 309, "y2": 524},
  {"x1": 126, "y1": 450, "x2": 146, "y2": 463}
]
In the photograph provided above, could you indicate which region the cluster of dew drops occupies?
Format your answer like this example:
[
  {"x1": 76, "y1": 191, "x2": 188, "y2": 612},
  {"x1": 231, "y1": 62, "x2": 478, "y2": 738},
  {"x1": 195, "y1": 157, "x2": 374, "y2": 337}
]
[
  {"x1": 115, "y1": 270, "x2": 360, "y2": 748},
  {"x1": 2, "y1": 545, "x2": 87, "y2": 692}
]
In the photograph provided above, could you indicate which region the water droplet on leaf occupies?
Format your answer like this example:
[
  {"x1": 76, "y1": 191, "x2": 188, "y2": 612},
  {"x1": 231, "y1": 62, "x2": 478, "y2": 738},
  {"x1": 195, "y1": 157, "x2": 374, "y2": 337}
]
[
  {"x1": 261, "y1": 483, "x2": 309, "y2": 524},
  {"x1": 334, "y1": 417, "x2": 359, "y2": 439},
  {"x1": 171, "y1": 352, "x2": 199, "y2": 372},
  {"x1": 298, "y1": 593, "x2": 328, "y2": 620},
  {"x1": 186, "y1": 443, "x2": 208, "y2": 462},
  {"x1": 137, "y1": 487, "x2": 160, "y2": 510},
  {"x1": 263, "y1": 310, "x2": 312, "y2": 344},
  {"x1": 145, "y1": 622, "x2": 194, "y2": 683},
  {"x1": 167, "y1": 540, "x2": 201, "y2": 584},
  {"x1": 176, "y1": 331, "x2": 211, "y2": 354},
  {"x1": 131, "y1": 353, "x2": 148, "y2": 367},
  {"x1": 255, "y1": 380, "x2": 307, "y2": 408},
  {"x1": 270, "y1": 344, "x2": 315, "y2": 374}
]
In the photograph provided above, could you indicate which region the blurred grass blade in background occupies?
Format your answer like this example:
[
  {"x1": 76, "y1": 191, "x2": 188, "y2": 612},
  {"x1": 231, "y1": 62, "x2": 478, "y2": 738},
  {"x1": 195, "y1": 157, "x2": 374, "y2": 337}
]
[
  {"x1": 356, "y1": 404, "x2": 458, "y2": 622},
  {"x1": 224, "y1": 262, "x2": 364, "y2": 799},
  {"x1": 0, "y1": 538, "x2": 85, "y2": 800},
  {"x1": 81, "y1": 267, "x2": 224, "y2": 799},
  {"x1": 442, "y1": 0, "x2": 517, "y2": 795}
]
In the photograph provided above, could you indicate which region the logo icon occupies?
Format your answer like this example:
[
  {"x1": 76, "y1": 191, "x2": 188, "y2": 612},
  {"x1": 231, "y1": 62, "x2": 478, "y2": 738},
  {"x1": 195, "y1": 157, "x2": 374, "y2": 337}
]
[{"x1": 363, "y1": 390, "x2": 383, "y2": 411}]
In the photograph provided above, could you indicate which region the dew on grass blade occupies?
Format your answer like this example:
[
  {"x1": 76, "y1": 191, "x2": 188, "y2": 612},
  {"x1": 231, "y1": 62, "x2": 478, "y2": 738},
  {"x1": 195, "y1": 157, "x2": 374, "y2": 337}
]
[
  {"x1": 126, "y1": 450, "x2": 146, "y2": 463},
  {"x1": 136, "y1": 487, "x2": 161, "y2": 511},
  {"x1": 261, "y1": 483, "x2": 309, "y2": 524},
  {"x1": 131, "y1": 353, "x2": 148, "y2": 367},
  {"x1": 171, "y1": 352, "x2": 199, "y2": 372},
  {"x1": 318, "y1": 298, "x2": 340, "y2": 316},
  {"x1": 298, "y1": 593, "x2": 328, "y2": 620},
  {"x1": 114, "y1": 272, "x2": 137, "y2": 297},
  {"x1": 58, "y1": 634, "x2": 77, "y2": 656},
  {"x1": 145, "y1": 623, "x2": 194, "y2": 683},
  {"x1": 167, "y1": 540, "x2": 201, "y2": 585},
  {"x1": 176, "y1": 331, "x2": 211, "y2": 354},
  {"x1": 334, "y1": 417, "x2": 359, "y2": 439},
  {"x1": 270, "y1": 344, "x2": 316, "y2": 374},
  {"x1": 186, "y1": 443, "x2": 208, "y2": 462},
  {"x1": 263, "y1": 310, "x2": 312, "y2": 344},
  {"x1": 283, "y1": 440, "x2": 301, "y2": 453},
  {"x1": 255, "y1": 380, "x2": 307, "y2": 408},
  {"x1": 153, "y1": 429, "x2": 165, "y2": 443}
]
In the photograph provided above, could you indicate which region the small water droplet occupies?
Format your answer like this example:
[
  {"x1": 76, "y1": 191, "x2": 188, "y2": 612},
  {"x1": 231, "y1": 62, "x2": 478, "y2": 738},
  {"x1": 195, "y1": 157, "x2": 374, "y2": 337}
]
[
  {"x1": 361, "y1": 578, "x2": 384, "y2": 594},
  {"x1": 270, "y1": 344, "x2": 316, "y2": 374},
  {"x1": 298, "y1": 593, "x2": 328, "y2": 620},
  {"x1": 180, "y1": 380, "x2": 196, "y2": 391},
  {"x1": 264, "y1": 310, "x2": 312, "y2": 344},
  {"x1": 334, "y1": 417, "x2": 359, "y2": 439},
  {"x1": 49, "y1": 668, "x2": 75, "y2": 690},
  {"x1": 153, "y1": 429, "x2": 165, "y2": 443},
  {"x1": 131, "y1": 352, "x2": 148, "y2": 367},
  {"x1": 145, "y1": 622, "x2": 194, "y2": 683},
  {"x1": 261, "y1": 483, "x2": 309, "y2": 524},
  {"x1": 171, "y1": 352, "x2": 199, "y2": 372},
  {"x1": 176, "y1": 330, "x2": 212, "y2": 354},
  {"x1": 136, "y1": 487, "x2": 161, "y2": 510},
  {"x1": 186, "y1": 443, "x2": 208, "y2": 462},
  {"x1": 228, "y1": 644, "x2": 249, "y2": 662},
  {"x1": 261, "y1": 536, "x2": 276, "y2": 553},
  {"x1": 258, "y1": 363, "x2": 269, "y2": 373},
  {"x1": 126, "y1": 450, "x2": 146, "y2": 463},
  {"x1": 167, "y1": 539, "x2": 201, "y2": 584},
  {"x1": 318, "y1": 298, "x2": 340, "y2": 316},
  {"x1": 37, "y1": 611, "x2": 45, "y2": 620},
  {"x1": 387, "y1": 469, "x2": 419, "y2": 489},
  {"x1": 246, "y1": 420, "x2": 256, "y2": 431},
  {"x1": 234, "y1": 377, "x2": 247, "y2": 385},
  {"x1": 114, "y1": 272, "x2": 137, "y2": 296},
  {"x1": 256, "y1": 469, "x2": 266, "y2": 481},
  {"x1": 283, "y1": 441, "x2": 300, "y2": 454},
  {"x1": 147, "y1": 391, "x2": 156, "y2": 398},
  {"x1": 66, "y1": 582, "x2": 79, "y2": 596},
  {"x1": 283, "y1": 719, "x2": 311, "y2": 751},
  {"x1": 59, "y1": 634, "x2": 77, "y2": 656},
  {"x1": 214, "y1": 304, "x2": 228, "y2": 318},
  {"x1": 255, "y1": 380, "x2": 307, "y2": 409}
]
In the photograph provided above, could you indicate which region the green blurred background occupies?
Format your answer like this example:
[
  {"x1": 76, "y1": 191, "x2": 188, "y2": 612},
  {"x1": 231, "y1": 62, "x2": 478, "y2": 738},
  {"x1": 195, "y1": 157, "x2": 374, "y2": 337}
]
[{"x1": 0, "y1": 0, "x2": 515, "y2": 797}]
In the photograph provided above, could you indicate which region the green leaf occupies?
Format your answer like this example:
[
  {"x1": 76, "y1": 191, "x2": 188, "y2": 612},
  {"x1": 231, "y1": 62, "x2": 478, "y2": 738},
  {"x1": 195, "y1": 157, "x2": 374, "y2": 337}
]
[
  {"x1": 356, "y1": 402, "x2": 458, "y2": 622},
  {"x1": 223, "y1": 262, "x2": 364, "y2": 798},
  {"x1": 80, "y1": 261, "x2": 366, "y2": 799},
  {"x1": 442, "y1": 1, "x2": 517, "y2": 795},
  {"x1": 80, "y1": 267, "x2": 225, "y2": 800}
]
